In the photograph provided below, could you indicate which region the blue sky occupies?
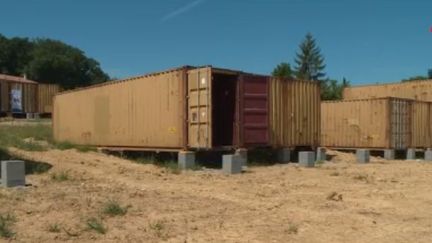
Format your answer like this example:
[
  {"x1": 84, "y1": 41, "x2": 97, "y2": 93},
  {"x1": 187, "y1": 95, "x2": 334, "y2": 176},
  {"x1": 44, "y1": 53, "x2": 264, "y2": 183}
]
[{"x1": 0, "y1": 0, "x2": 431, "y2": 84}]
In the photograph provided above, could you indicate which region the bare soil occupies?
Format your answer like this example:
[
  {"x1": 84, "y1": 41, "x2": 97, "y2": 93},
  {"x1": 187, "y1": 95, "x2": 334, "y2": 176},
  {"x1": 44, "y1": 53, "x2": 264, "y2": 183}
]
[{"x1": 1, "y1": 148, "x2": 432, "y2": 242}]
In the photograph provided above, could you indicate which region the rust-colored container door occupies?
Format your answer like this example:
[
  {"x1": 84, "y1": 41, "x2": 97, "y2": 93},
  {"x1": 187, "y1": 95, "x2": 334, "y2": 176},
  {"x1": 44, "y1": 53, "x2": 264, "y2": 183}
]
[
  {"x1": 187, "y1": 68, "x2": 212, "y2": 149},
  {"x1": 238, "y1": 75, "x2": 270, "y2": 147}
]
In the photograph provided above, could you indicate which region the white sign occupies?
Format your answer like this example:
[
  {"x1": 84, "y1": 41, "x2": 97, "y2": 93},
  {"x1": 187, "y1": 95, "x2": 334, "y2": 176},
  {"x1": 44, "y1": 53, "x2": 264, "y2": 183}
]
[{"x1": 11, "y1": 86, "x2": 22, "y2": 112}]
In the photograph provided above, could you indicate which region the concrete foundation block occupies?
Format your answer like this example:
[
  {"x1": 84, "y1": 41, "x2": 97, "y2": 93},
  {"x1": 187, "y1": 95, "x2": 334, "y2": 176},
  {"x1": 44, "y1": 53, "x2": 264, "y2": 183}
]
[
  {"x1": 356, "y1": 149, "x2": 370, "y2": 164},
  {"x1": 384, "y1": 149, "x2": 395, "y2": 160},
  {"x1": 277, "y1": 148, "x2": 291, "y2": 163},
  {"x1": 222, "y1": 154, "x2": 242, "y2": 175},
  {"x1": 235, "y1": 149, "x2": 248, "y2": 167},
  {"x1": 178, "y1": 151, "x2": 195, "y2": 170},
  {"x1": 1, "y1": 160, "x2": 26, "y2": 187},
  {"x1": 316, "y1": 147, "x2": 327, "y2": 162},
  {"x1": 406, "y1": 148, "x2": 416, "y2": 160},
  {"x1": 425, "y1": 149, "x2": 432, "y2": 161},
  {"x1": 33, "y1": 113, "x2": 40, "y2": 119},
  {"x1": 299, "y1": 151, "x2": 315, "y2": 167}
]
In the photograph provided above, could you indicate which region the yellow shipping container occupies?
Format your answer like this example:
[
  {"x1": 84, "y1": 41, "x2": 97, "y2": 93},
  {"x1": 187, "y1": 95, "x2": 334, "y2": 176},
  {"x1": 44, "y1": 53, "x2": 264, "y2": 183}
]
[
  {"x1": 270, "y1": 78, "x2": 320, "y2": 148},
  {"x1": 343, "y1": 79, "x2": 432, "y2": 101},
  {"x1": 38, "y1": 84, "x2": 61, "y2": 114},
  {"x1": 322, "y1": 97, "x2": 432, "y2": 149}
]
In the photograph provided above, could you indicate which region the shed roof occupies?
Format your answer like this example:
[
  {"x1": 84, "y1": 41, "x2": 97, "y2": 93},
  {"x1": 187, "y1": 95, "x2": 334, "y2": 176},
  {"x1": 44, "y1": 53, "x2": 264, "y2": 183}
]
[{"x1": 0, "y1": 74, "x2": 38, "y2": 84}]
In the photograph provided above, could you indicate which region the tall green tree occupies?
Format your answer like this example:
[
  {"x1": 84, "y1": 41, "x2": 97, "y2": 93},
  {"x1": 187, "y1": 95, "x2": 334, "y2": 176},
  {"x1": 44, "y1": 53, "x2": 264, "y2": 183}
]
[
  {"x1": 272, "y1": 62, "x2": 293, "y2": 79},
  {"x1": 428, "y1": 69, "x2": 432, "y2": 79},
  {"x1": 294, "y1": 33, "x2": 326, "y2": 81}
]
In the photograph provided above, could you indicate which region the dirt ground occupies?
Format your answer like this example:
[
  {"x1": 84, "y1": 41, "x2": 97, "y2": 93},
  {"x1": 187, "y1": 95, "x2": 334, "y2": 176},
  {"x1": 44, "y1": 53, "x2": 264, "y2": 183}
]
[{"x1": 1, "y1": 147, "x2": 432, "y2": 243}]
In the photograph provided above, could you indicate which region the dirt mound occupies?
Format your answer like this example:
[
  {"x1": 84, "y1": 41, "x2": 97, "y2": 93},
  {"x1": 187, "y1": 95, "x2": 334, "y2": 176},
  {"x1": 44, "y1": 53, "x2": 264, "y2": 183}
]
[{"x1": 0, "y1": 147, "x2": 431, "y2": 242}]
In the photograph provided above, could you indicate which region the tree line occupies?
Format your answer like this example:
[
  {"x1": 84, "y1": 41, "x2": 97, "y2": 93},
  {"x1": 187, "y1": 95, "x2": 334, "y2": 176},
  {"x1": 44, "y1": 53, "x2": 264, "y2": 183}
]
[
  {"x1": 0, "y1": 34, "x2": 109, "y2": 89},
  {"x1": 272, "y1": 33, "x2": 349, "y2": 100}
]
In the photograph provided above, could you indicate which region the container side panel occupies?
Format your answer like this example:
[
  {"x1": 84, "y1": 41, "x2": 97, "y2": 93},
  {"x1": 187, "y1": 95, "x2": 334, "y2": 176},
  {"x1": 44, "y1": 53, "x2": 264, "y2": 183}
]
[
  {"x1": 38, "y1": 84, "x2": 61, "y2": 113},
  {"x1": 410, "y1": 101, "x2": 432, "y2": 148},
  {"x1": 0, "y1": 82, "x2": 9, "y2": 112},
  {"x1": 321, "y1": 99, "x2": 391, "y2": 148},
  {"x1": 344, "y1": 80, "x2": 432, "y2": 101},
  {"x1": 240, "y1": 75, "x2": 270, "y2": 146},
  {"x1": 270, "y1": 79, "x2": 320, "y2": 148},
  {"x1": 53, "y1": 70, "x2": 185, "y2": 148},
  {"x1": 187, "y1": 67, "x2": 212, "y2": 149}
]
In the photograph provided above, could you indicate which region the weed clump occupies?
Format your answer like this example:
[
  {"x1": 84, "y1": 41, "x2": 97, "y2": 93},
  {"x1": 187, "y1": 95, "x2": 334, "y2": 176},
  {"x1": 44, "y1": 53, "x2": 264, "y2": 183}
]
[
  {"x1": 51, "y1": 171, "x2": 71, "y2": 182},
  {"x1": 86, "y1": 218, "x2": 106, "y2": 234},
  {"x1": 47, "y1": 223, "x2": 61, "y2": 233},
  {"x1": 286, "y1": 223, "x2": 298, "y2": 234},
  {"x1": 0, "y1": 213, "x2": 16, "y2": 239},
  {"x1": 149, "y1": 220, "x2": 166, "y2": 238},
  {"x1": 102, "y1": 200, "x2": 128, "y2": 216}
]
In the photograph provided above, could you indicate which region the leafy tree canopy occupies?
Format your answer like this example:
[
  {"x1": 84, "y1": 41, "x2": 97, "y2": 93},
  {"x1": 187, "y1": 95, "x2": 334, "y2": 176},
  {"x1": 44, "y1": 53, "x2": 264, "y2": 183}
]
[
  {"x1": 272, "y1": 62, "x2": 293, "y2": 79},
  {"x1": 294, "y1": 33, "x2": 326, "y2": 81},
  {"x1": 321, "y1": 77, "x2": 350, "y2": 100},
  {"x1": 0, "y1": 34, "x2": 109, "y2": 89}
]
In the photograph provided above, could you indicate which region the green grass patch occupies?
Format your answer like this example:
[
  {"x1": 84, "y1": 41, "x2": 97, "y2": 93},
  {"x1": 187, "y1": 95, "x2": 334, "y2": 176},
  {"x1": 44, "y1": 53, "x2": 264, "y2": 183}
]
[
  {"x1": 102, "y1": 200, "x2": 128, "y2": 216},
  {"x1": 50, "y1": 171, "x2": 71, "y2": 182},
  {"x1": 0, "y1": 213, "x2": 16, "y2": 239},
  {"x1": 0, "y1": 123, "x2": 95, "y2": 153},
  {"x1": 86, "y1": 218, "x2": 106, "y2": 234},
  {"x1": 0, "y1": 124, "x2": 51, "y2": 151},
  {"x1": 54, "y1": 141, "x2": 96, "y2": 152}
]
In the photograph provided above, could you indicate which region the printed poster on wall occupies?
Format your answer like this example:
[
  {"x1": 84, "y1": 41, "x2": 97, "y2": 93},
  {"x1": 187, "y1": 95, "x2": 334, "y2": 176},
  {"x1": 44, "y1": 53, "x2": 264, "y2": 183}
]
[{"x1": 11, "y1": 85, "x2": 23, "y2": 113}]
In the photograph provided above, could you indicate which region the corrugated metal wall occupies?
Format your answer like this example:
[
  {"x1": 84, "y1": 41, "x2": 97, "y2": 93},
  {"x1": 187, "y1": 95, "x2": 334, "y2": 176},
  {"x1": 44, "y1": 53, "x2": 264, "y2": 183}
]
[
  {"x1": 343, "y1": 80, "x2": 432, "y2": 101},
  {"x1": 270, "y1": 79, "x2": 320, "y2": 148},
  {"x1": 0, "y1": 81, "x2": 37, "y2": 113},
  {"x1": 53, "y1": 69, "x2": 187, "y2": 148},
  {"x1": 321, "y1": 98, "x2": 427, "y2": 149},
  {"x1": 0, "y1": 81, "x2": 8, "y2": 112},
  {"x1": 389, "y1": 98, "x2": 411, "y2": 149},
  {"x1": 322, "y1": 99, "x2": 392, "y2": 149},
  {"x1": 411, "y1": 101, "x2": 432, "y2": 148},
  {"x1": 23, "y1": 83, "x2": 37, "y2": 113},
  {"x1": 38, "y1": 84, "x2": 61, "y2": 114}
]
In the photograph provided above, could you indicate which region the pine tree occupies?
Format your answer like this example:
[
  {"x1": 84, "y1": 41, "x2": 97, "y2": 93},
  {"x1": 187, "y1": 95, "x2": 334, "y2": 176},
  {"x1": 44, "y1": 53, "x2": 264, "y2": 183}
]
[
  {"x1": 294, "y1": 33, "x2": 326, "y2": 81},
  {"x1": 271, "y1": 62, "x2": 293, "y2": 79}
]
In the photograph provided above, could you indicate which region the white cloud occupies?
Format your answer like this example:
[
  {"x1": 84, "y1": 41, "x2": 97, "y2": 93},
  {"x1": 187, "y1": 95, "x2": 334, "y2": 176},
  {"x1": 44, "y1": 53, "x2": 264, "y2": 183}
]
[{"x1": 162, "y1": 0, "x2": 206, "y2": 22}]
